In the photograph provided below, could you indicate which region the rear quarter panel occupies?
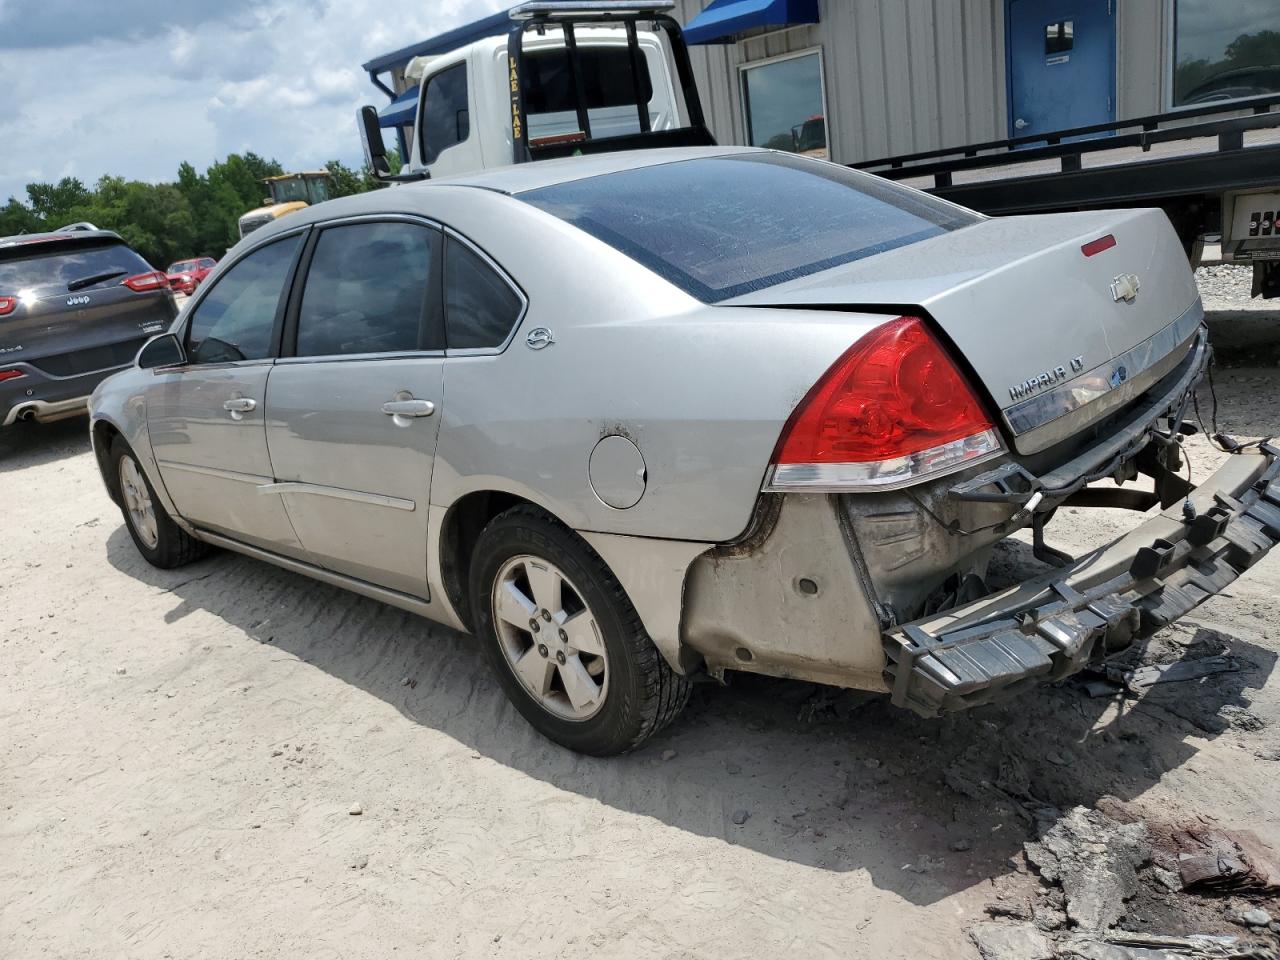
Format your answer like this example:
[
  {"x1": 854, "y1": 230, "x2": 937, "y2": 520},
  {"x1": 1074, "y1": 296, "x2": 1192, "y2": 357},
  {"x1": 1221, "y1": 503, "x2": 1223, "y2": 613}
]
[{"x1": 421, "y1": 188, "x2": 892, "y2": 543}]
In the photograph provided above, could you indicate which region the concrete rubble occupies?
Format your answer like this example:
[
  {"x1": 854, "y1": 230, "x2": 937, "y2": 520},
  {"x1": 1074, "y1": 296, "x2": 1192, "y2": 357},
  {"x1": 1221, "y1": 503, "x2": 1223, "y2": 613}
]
[{"x1": 1026, "y1": 807, "x2": 1152, "y2": 932}]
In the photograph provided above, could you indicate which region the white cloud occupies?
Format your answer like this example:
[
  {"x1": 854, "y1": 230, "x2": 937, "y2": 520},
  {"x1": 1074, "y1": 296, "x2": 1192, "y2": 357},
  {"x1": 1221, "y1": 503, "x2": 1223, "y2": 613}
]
[{"x1": 0, "y1": 0, "x2": 508, "y2": 202}]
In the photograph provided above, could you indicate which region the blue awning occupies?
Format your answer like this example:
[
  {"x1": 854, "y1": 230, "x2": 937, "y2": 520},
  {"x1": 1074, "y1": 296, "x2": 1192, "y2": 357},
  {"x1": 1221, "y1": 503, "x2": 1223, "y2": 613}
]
[
  {"x1": 683, "y1": 0, "x2": 819, "y2": 45},
  {"x1": 379, "y1": 87, "x2": 418, "y2": 128}
]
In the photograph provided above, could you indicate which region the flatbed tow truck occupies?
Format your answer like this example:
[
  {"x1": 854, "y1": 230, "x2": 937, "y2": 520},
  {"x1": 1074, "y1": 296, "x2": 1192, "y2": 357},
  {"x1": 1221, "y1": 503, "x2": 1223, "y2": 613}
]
[
  {"x1": 853, "y1": 94, "x2": 1280, "y2": 298},
  {"x1": 360, "y1": 1, "x2": 1280, "y2": 301}
]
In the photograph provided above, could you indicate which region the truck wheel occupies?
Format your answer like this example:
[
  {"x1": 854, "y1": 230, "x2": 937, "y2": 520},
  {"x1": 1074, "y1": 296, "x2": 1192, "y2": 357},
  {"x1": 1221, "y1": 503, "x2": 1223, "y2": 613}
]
[
  {"x1": 469, "y1": 505, "x2": 690, "y2": 756},
  {"x1": 111, "y1": 438, "x2": 209, "y2": 569}
]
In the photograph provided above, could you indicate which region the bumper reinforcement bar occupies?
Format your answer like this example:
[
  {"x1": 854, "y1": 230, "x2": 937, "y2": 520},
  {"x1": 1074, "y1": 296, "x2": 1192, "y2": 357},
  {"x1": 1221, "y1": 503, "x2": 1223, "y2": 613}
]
[{"x1": 882, "y1": 443, "x2": 1280, "y2": 717}]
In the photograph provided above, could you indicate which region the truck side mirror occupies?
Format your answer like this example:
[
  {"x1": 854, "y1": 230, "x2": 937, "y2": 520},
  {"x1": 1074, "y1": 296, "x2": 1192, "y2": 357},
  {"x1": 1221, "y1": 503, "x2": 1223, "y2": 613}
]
[
  {"x1": 359, "y1": 105, "x2": 392, "y2": 180},
  {"x1": 137, "y1": 333, "x2": 185, "y2": 370}
]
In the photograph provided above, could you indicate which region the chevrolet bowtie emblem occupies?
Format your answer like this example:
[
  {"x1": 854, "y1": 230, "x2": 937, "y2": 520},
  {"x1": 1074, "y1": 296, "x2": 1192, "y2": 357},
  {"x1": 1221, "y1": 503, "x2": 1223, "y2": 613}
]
[{"x1": 1110, "y1": 273, "x2": 1140, "y2": 303}]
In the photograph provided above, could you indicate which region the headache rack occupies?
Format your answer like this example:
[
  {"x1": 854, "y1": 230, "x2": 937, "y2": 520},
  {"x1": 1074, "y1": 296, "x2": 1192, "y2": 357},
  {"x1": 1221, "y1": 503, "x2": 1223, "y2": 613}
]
[{"x1": 505, "y1": 0, "x2": 715, "y2": 163}]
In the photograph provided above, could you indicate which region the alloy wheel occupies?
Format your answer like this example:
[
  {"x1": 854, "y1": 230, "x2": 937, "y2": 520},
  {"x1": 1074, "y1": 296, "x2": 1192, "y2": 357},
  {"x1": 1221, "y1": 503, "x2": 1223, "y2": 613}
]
[
  {"x1": 118, "y1": 455, "x2": 159, "y2": 550},
  {"x1": 491, "y1": 555, "x2": 609, "y2": 721}
]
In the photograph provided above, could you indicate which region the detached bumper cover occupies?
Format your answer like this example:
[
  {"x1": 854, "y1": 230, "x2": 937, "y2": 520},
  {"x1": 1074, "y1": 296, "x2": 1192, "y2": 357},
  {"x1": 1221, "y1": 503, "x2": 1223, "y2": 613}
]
[{"x1": 883, "y1": 444, "x2": 1280, "y2": 717}]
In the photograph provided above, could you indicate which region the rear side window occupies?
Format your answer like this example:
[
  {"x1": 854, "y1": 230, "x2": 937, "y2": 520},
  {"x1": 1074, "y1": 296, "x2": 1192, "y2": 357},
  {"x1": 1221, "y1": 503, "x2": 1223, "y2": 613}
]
[
  {"x1": 295, "y1": 221, "x2": 437, "y2": 357},
  {"x1": 0, "y1": 240, "x2": 151, "y2": 298},
  {"x1": 185, "y1": 234, "x2": 301, "y2": 364},
  {"x1": 421, "y1": 62, "x2": 470, "y2": 165},
  {"x1": 519, "y1": 153, "x2": 981, "y2": 302},
  {"x1": 444, "y1": 238, "x2": 523, "y2": 351}
]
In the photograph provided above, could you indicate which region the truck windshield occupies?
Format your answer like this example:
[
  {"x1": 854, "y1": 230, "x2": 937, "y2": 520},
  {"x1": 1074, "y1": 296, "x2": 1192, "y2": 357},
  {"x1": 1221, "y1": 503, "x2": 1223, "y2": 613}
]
[{"x1": 519, "y1": 152, "x2": 980, "y2": 303}]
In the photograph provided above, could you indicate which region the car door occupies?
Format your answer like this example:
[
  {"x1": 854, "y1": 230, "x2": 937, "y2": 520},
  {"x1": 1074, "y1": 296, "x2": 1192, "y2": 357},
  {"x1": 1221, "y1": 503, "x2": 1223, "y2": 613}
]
[
  {"x1": 263, "y1": 217, "x2": 445, "y2": 599},
  {"x1": 146, "y1": 230, "x2": 308, "y2": 556}
]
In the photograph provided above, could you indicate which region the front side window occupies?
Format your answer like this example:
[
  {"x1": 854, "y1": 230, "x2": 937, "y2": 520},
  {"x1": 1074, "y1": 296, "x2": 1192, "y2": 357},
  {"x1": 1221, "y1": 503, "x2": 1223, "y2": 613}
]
[
  {"x1": 444, "y1": 238, "x2": 523, "y2": 350},
  {"x1": 741, "y1": 52, "x2": 828, "y2": 160},
  {"x1": 1174, "y1": 1, "x2": 1280, "y2": 106},
  {"x1": 184, "y1": 234, "x2": 301, "y2": 364},
  {"x1": 295, "y1": 221, "x2": 437, "y2": 357},
  {"x1": 421, "y1": 62, "x2": 470, "y2": 165},
  {"x1": 520, "y1": 153, "x2": 979, "y2": 303}
]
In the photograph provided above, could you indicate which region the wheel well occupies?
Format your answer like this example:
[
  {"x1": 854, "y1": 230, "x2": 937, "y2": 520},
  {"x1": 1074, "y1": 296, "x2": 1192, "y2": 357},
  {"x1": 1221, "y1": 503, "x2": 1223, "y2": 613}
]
[
  {"x1": 92, "y1": 420, "x2": 123, "y2": 505},
  {"x1": 439, "y1": 490, "x2": 530, "y2": 631}
]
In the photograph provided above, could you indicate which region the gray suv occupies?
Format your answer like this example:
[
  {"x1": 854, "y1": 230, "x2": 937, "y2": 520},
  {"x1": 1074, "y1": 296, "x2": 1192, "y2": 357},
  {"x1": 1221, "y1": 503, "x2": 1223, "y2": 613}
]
[{"x1": 0, "y1": 229, "x2": 177, "y2": 428}]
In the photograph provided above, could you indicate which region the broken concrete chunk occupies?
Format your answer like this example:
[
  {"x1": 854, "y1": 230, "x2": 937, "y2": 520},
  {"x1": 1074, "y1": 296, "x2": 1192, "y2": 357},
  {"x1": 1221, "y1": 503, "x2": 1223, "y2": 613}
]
[
  {"x1": 1025, "y1": 807, "x2": 1150, "y2": 932},
  {"x1": 969, "y1": 922, "x2": 1054, "y2": 960}
]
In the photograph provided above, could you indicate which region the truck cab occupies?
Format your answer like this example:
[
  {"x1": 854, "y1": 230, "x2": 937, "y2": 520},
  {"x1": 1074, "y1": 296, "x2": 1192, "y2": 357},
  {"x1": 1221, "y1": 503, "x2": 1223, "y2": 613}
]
[{"x1": 359, "y1": 1, "x2": 714, "y2": 184}]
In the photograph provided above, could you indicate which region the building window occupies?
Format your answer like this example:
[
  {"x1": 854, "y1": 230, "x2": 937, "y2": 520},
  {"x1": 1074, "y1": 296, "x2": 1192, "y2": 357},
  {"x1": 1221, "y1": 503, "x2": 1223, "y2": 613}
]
[
  {"x1": 1173, "y1": 0, "x2": 1280, "y2": 107},
  {"x1": 741, "y1": 51, "x2": 828, "y2": 160}
]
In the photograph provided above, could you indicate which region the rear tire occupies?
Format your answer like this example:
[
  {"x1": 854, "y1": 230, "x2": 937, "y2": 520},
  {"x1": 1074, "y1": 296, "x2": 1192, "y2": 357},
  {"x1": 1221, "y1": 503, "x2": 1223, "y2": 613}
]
[
  {"x1": 111, "y1": 438, "x2": 209, "y2": 569},
  {"x1": 470, "y1": 505, "x2": 690, "y2": 756}
]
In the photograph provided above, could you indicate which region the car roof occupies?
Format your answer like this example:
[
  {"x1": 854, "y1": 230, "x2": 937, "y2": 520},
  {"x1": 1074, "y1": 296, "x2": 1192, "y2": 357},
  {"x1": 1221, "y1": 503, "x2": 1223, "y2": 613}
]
[
  {"x1": 0, "y1": 228, "x2": 126, "y2": 251},
  {"x1": 420, "y1": 145, "x2": 763, "y2": 195}
]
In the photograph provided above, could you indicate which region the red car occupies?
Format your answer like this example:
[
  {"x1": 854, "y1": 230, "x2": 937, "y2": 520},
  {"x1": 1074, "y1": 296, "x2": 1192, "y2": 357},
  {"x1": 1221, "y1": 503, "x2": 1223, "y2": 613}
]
[{"x1": 164, "y1": 257, "x2": 216, "y2": 295}]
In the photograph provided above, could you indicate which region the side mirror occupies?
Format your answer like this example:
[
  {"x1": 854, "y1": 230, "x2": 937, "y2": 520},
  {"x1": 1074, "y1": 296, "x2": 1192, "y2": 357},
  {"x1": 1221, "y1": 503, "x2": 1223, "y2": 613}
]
[
  {"x1": 359, "y1": 105, "x2": 393, "y2": 180},
  {"x1": 137, "y1": 333, "x2": 185, "y2": 370}
]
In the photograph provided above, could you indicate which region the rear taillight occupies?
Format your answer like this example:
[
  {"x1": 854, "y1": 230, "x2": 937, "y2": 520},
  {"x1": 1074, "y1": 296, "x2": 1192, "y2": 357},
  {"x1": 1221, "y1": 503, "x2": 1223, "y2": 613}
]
[
  {"x1": 123, "y1": 271, "x2": 168, "y2": 292},
  {"x1": 0, "y1": 369, "x2": 25, "y2": 382},
  {"x1": 0, "y1": 296, "x2": 16, "y2": 316},
  {"x1": 768, "y1": 316, "x2": 1001, "y2": 490}
]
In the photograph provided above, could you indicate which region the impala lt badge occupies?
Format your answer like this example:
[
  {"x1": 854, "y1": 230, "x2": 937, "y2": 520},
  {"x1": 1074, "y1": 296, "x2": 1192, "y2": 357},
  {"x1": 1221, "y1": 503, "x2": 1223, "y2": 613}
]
[
  {"x1": 1110, "y1": 273, "x2": 1140, "y2": 303},
  {"x1": 1008, "y1": 354, "x2": 1086, "y2": 401}
]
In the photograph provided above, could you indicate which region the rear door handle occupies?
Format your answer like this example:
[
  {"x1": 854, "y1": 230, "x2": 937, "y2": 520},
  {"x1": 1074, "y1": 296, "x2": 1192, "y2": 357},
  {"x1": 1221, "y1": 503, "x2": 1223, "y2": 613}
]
[
  {"x1": 381, "y1": 399, "x2": 435, "y2": 418},
  {"x1": 223, "y1": 397, "x2": 257, "y2": 420}
]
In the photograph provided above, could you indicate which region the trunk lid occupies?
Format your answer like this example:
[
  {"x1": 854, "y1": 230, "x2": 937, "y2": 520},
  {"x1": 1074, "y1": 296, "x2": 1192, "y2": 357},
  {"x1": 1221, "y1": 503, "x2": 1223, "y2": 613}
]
[{"x1": 725, "y1": 208, "x2": 1200, "y2": 454}]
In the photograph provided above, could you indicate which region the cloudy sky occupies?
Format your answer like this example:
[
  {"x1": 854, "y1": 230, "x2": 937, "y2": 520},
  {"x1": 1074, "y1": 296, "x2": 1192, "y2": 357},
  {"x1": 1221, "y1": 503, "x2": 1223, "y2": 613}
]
[{"x1": 0, "y1": 0, "x2": 508, "y2": 203}]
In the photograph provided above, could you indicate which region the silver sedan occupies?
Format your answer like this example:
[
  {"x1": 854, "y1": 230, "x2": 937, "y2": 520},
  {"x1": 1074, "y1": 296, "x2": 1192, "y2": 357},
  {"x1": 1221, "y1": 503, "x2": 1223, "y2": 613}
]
[{"x1": 90, "y1": 147, "x2": 1280, "y2": 754}]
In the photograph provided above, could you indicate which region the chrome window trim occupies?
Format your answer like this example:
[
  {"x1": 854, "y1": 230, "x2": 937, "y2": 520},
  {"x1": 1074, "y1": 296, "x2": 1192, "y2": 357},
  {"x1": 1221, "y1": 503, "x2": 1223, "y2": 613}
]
[
  {"x1": 151, "y1": 358, "x2": 276, "y2": 375},
  {"x1": 1002, "y1": 302, "x2": 1204, "y2": 437},
  {"x1": 274, "y1": 350, "x2": 446, "y2": 366},
  {"x1": 442, "y1": 226, "x2": 530, "y2": 357}
]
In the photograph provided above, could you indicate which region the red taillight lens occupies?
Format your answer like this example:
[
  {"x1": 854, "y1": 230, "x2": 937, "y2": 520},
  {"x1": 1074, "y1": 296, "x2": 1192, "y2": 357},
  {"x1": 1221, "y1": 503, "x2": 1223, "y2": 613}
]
[
  {"x1": 770, "y1": 316, "x2": 1000, "y2": 489},
  {"x1": 123, "y1": 271, "x2": 168, "y2": 292},
  {"x1": 0, "y1": 369, "x2": 25, "y2": 382},
  {"x1": 0, "y1": 296, "x2": 16, "y2": 316}
]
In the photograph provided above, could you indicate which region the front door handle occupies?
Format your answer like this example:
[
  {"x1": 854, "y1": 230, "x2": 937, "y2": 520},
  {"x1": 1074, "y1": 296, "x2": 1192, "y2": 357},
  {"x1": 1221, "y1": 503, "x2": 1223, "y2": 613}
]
[
  {"x1": 223, "y1": 397, "x2": 257, "y2": 421},
  {"x1": 381, "y1": 399, "x2": 435, "y2": 418}
]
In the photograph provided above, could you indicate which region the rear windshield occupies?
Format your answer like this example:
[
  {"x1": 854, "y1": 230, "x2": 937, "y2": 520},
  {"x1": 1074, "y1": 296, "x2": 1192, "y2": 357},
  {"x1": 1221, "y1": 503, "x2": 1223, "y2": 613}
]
[
  {"x1": 519, "y1": 152, "x2": 980, "y2": 302},
  {"x1": 0, "y1": 240, "x2": 151, "y2": 297},
  {"x1": 168, "y1": 261, "x2": 196, "y2": 272},
  {"x1": 523, "y1": 46, "x2": 654, "y2": 114}
]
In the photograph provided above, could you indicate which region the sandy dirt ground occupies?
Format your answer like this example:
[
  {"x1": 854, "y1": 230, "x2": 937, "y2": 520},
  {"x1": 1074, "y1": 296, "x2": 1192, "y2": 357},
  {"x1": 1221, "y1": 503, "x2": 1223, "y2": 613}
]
[{"x1": 2, "y1": 330, "x2": 1279, "y2": 958}]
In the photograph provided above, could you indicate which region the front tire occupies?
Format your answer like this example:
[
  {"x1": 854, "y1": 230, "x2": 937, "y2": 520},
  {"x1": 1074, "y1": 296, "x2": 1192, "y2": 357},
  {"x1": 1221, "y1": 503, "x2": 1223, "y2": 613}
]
[
  {"x1": 111, "y1": 438, "x2": 209, "y2": 569},
  {"x1": 470, "y1": 506, "x2": 690, "y2": 756}
]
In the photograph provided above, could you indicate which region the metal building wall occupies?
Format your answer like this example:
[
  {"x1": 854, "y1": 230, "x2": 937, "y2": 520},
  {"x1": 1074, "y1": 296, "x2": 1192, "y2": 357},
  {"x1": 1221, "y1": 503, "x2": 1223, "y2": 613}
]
[
  {"x1": 674, "y1": 0, "x2": 1008, "y2": 165},
  {"x1": 677, "y1": 0, "x2": 1175, "y2": 166}
]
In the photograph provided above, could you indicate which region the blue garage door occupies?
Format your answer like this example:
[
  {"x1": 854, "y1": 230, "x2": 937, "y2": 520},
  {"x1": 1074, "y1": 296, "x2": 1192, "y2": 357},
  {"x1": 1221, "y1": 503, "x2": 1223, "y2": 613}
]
[{"x1": 1007, "y1": 0, "x2": 1116, "y2": 140}]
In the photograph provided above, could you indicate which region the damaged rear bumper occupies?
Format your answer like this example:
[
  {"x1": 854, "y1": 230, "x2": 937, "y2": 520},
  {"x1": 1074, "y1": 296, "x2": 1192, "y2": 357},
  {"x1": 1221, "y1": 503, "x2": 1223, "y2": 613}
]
[{"x1": 883, "y1": 443, "x2": 1280, "y2": 717}]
